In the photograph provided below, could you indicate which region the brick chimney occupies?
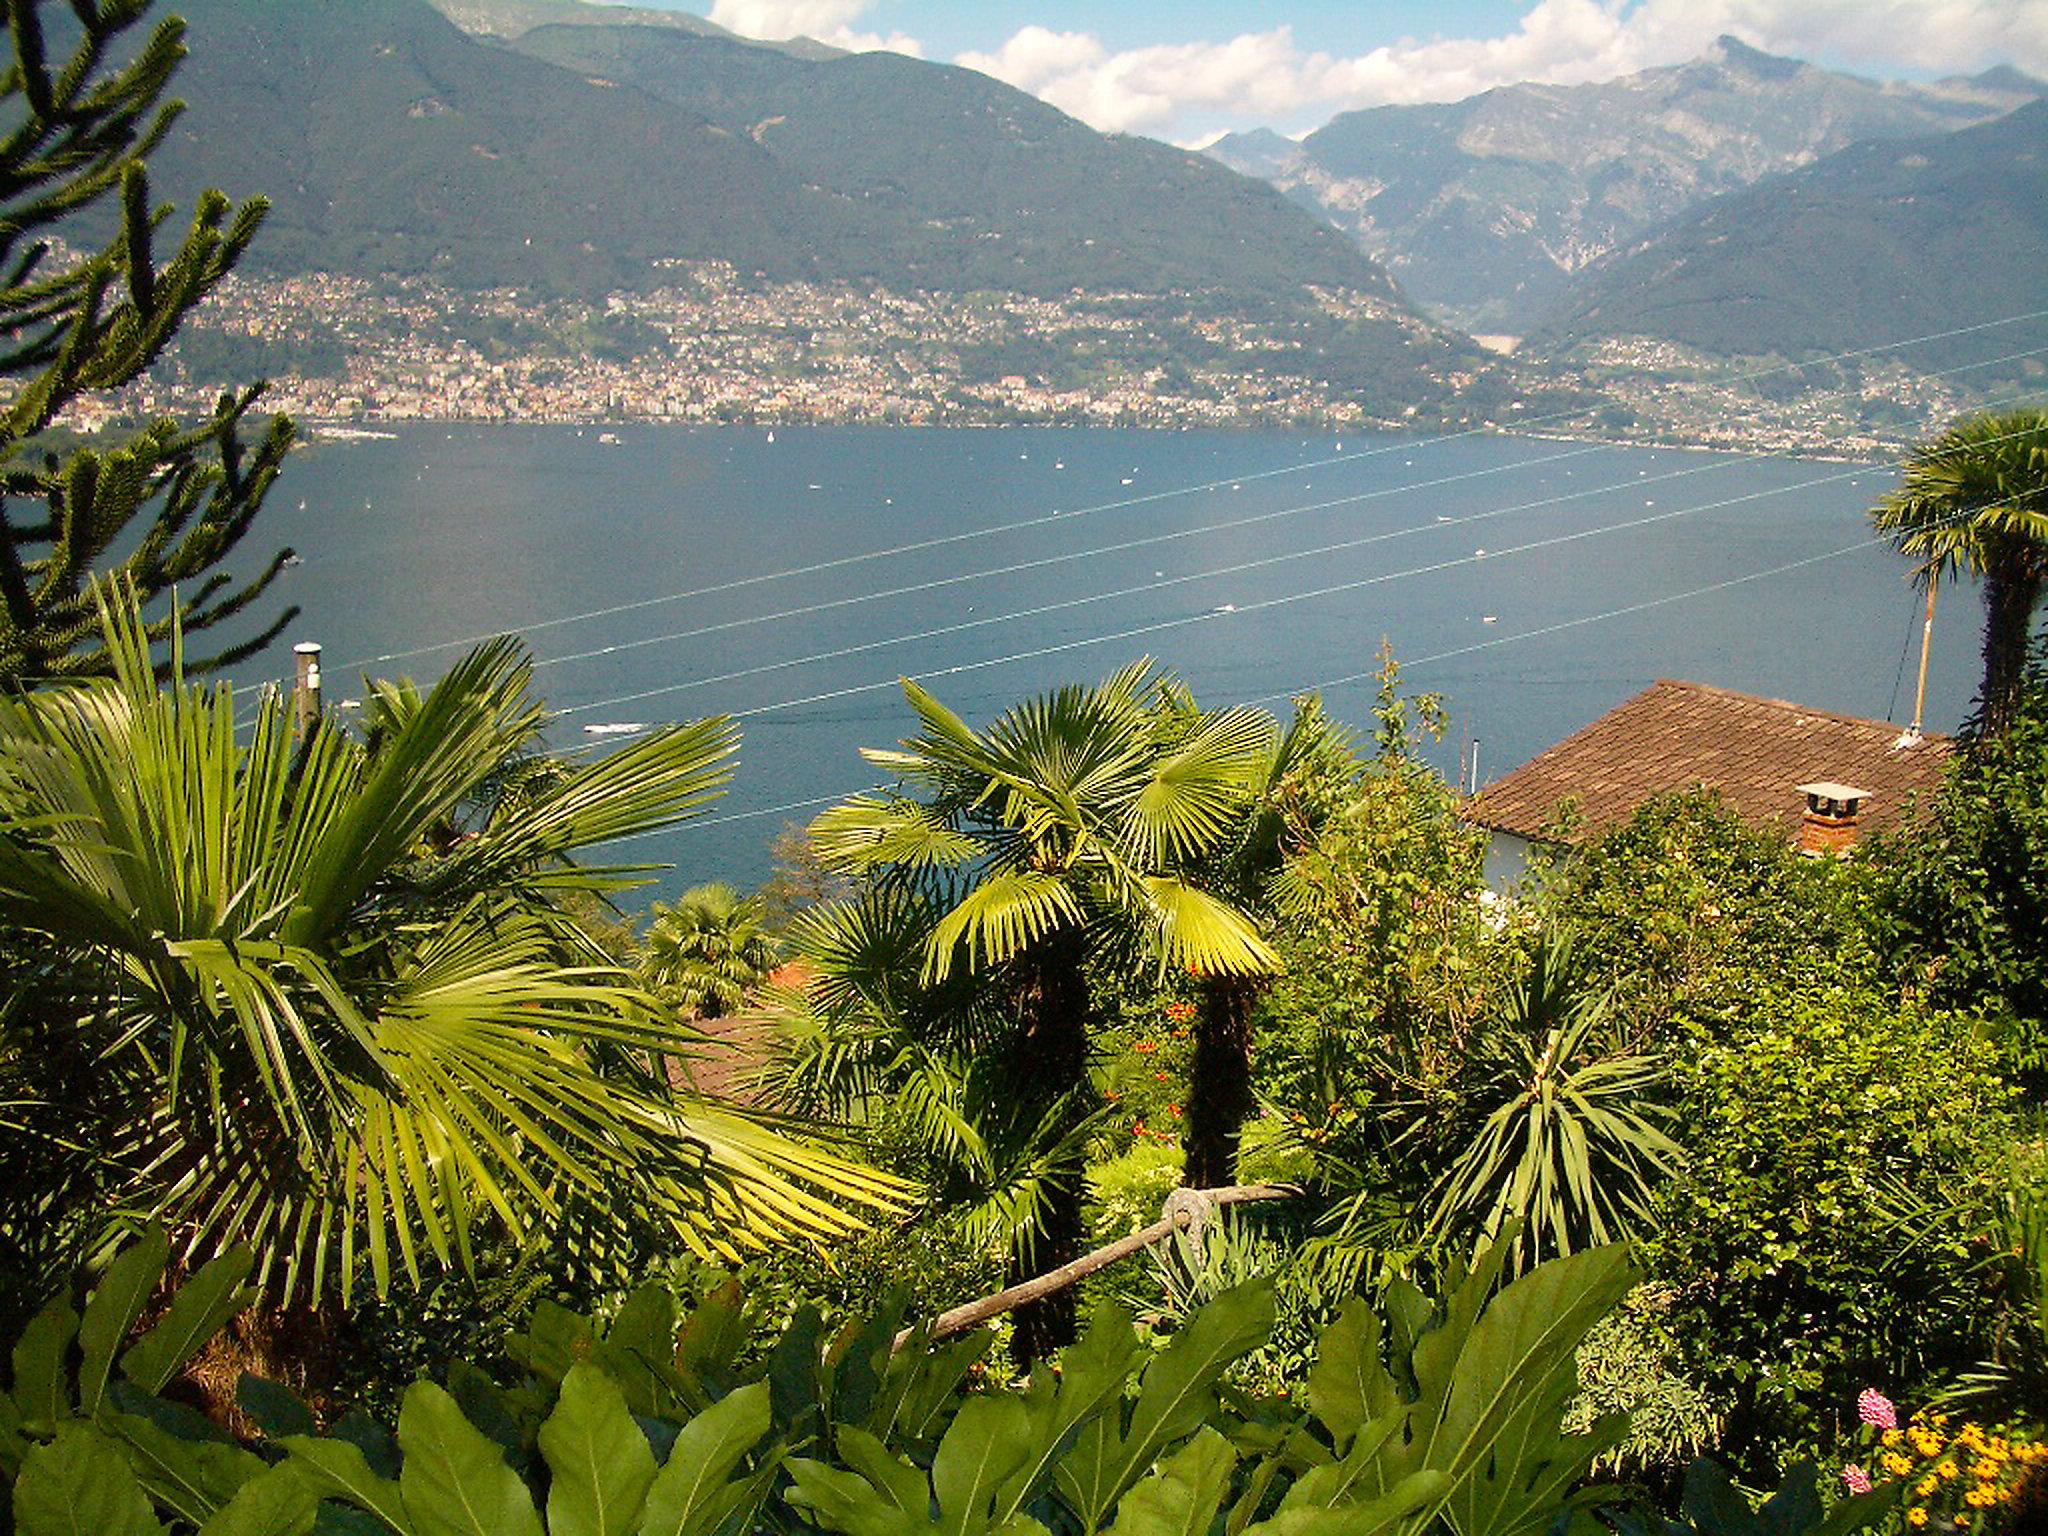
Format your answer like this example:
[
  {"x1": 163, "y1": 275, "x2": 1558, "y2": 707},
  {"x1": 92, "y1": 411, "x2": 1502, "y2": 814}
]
[{"x1": 1796, "y1": 781, "x2": 1870, "y2": 857}]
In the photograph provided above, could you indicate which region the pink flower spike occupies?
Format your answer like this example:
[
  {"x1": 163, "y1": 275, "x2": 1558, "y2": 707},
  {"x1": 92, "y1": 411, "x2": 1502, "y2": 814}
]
[
  {"x1": 1842, "y1": 1465, "x2": 1873, "y2": 1495},
  {"x1": 1856, "y1": 1389, "x2": 1897, "y2": 1430}
]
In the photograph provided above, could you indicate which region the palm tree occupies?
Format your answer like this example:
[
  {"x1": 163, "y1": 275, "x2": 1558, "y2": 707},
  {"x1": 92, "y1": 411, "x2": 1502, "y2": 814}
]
[
  {"x1": 805, "y1": 661, "x2": 1277, "y2": 1359},
  {"x1": 0, "y1": 588, "x2": 900, "y2": 1304},
  {"x1": 642, "y1": 883, "x2": 780, "y2": 1018},
  {"x1": 1871, "y1": 409, "x2": 2048, "y2": 740},
  {"x1": 1175, "y1": 692, "x2": 1356, "y2": 1187}
]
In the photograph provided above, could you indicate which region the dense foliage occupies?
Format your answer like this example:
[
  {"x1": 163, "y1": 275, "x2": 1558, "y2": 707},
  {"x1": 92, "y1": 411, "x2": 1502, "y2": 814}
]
[
  {"x1": 1875, "y1": 644, "x2": 2048, "y2": 1079},
  {"x1": 1, "y1": 5, "x2": 2045, "y2": 1534}
]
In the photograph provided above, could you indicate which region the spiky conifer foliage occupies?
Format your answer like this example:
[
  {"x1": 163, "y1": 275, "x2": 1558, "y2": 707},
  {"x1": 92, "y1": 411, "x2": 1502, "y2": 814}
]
[{"x1": 0, "y1": 0, "x2": 294, "y2": 681}]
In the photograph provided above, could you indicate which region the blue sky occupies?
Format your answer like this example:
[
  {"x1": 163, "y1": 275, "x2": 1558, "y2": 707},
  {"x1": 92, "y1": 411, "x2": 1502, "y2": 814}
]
[{"x1": 612, "y1": 0, "x2": 2048, "y2": 142}]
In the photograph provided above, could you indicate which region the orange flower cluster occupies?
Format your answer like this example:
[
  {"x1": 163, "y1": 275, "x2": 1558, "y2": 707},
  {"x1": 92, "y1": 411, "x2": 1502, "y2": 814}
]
[{"x1": 1880, "y1": 1415, "x2": 2047, "y2": 1530}]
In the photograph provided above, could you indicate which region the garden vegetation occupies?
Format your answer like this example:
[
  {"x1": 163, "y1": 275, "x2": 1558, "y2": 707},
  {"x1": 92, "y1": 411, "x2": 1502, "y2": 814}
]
[{"x1": 0, "y1": 3, "x2": 2045, "y2": 1535}]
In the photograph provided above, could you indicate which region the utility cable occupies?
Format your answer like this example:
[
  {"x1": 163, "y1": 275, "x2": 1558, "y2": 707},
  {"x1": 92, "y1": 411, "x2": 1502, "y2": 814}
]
[
  {"x1": 282, "y1": 305, "x2": 2048, "y2": 681},
  {"x1": 600, "y1": 514, "x2": 1986, "y2": 851},
  {"x1": 524, "y1": 337, "x2": 2048, "y2": 679},
  {"x1": 555, "y1": 405, "x2": 2044, "y2": 723}
]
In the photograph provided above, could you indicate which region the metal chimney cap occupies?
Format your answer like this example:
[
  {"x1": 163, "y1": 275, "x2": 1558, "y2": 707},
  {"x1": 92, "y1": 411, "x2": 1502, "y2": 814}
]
[
  {"x1": 1798, "y1": 781, "x2": 1871, "y2": 802},
  {"x1": 293, "y1": 641, "x2": 324, "y2": 654}
]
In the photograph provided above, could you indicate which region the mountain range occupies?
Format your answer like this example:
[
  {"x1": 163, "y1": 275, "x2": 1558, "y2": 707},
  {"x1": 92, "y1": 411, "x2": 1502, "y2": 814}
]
[
  {"x1": 151, "y1": 0, "x2": 1393, "y2": 305},
  {"x1": 1536, "y1": 98, "x2": 2048, "y2": 372},
  {"x1": 1205, "y1": 38, "x2": 2043, "y2": 336}
]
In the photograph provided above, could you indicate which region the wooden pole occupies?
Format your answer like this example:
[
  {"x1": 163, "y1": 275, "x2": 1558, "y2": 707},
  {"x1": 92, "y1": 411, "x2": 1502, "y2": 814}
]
[
  {"x1": 1908, "y1": 580, "x2": 1938, "y2": 741},
  {"x1": 891, "y1": 1183, "x2": 1299, "y2": 1352},
  {"x1": 292, "y1": 641, "x2": 322, "y2": 738}
]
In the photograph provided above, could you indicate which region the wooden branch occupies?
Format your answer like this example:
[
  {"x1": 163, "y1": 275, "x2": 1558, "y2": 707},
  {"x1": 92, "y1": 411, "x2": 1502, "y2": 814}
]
[{"x1": 892, "y1": 1183, "x2": 1300, "y2": 1352}]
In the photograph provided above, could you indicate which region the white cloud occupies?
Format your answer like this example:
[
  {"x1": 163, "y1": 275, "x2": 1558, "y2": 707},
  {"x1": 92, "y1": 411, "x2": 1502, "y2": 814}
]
[
  {"x1": 706, "y1": 0, "x2": 922, "y2": 55},
  {"x1": 954, "y1": 0, "x2": 2048, "y2": 138}
]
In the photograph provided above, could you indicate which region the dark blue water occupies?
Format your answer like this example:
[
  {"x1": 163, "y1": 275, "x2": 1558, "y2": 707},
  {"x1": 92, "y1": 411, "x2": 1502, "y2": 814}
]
[{"x1": 234, "y1": 424, "x2": 1978, "y2": 893}]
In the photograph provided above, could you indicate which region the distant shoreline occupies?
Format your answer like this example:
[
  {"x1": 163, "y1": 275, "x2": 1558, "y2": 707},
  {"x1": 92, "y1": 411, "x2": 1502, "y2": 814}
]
[{"x1": 298, "y1": 416, "x2": 1899, "y2": 466}]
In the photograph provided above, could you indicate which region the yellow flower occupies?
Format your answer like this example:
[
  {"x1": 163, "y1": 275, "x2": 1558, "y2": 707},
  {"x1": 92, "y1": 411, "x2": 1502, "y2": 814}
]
[
  {"x1": 1918, "y1": 1478, "x2": 1940, "y2": 1496},
  {"x1": 1940, "y1": 1462, "x2": 1961, "y2": 1480},
  {"x1": 1885, "y1": 1454, "x2": 1915, "y2": 1476},
  {"x1": 1908, "y1": 1510, "x2": 1929, "y2": 1528},
  {"x1": 1885, "y1": 1429, "x2": 1906, "y2": 1447}
]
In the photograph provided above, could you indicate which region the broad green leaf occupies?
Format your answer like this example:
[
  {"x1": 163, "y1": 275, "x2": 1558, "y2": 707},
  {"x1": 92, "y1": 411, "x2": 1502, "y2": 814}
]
[
  {"x1": 121, "y1": 1247, "x2": 256, "y2": 1395},
  {"x1": 785, "y1": 1458, "x2": 920, "y2": 1536},
  {"x1": 10, "y1": 1302, "x2": 78, "y2": 1432},
  {"x1": 932, "y1": 1396, "x2": 1035, "y2": 1536},
  {"x1": 1106, "y1": 1428, "x2": 1236, "y2": 1536},
  {"x1": 1303, "y1": 1302, "x2": 1395, "y2": 1446},
  {"x1": 1246, "y1": 1470, "x2": 1447, "y2": 1536},
  {"x1": 600, "y1": 1287, "x2": 678, "y2": 1416},
  {"x1": 992, "y1": 1312, "x2": 1145, "y2": 1524},
  {"x1": 634, "y1": 1381, "x2": 772, "y2": 1536},
  {"x1": 539, "y1": 1364, "x2": 658, "y2": 1536},
  {"x1": 78, "y1": 1230, "x2": 169, "y2": 1415},
  {"x1": 282, "y1": 1435, "x2": 414, "y2": 1533},
  {"x1": 1053, "y1": 1281, "x2": 1275, "y2": 1531},
  {"x1": 395, "y1": 1380, "x2": 544, "y2": 1536},
  {"x1": 446, "y1": 1362, "x2": 529, "y2": 1458},
  {"x1": 14, "y1": 1423, "x2": 167, "y2": 1536},
  {"x1": 196, "y1": 1461, "x2": 321, "y2": 1536},
  {"x1": 1428, "y1": 1246, "x2": 1636, "y2": 1536},
  {"x1": 835, "y1": 1428, "x2": 929, "y2": 1517},
  {"x1": 508, "y1": 1301, "x2": 595, "y2": 1388},
  {"x1": 103, "y1": 1407, "x2": 267, "y2": 1527}
]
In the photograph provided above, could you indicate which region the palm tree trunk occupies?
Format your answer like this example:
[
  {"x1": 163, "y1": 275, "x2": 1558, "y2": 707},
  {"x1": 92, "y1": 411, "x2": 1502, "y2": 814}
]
[
  {"x1": 1008, "y1": 925, "x2": 1092, "y2": 1367},
  {"x1": 1186, "y1": 976, "x2": 1261, "y2": 1188},
  {"x1": 1978, "y1": 561, "x2": 2043, "y2": 741}
]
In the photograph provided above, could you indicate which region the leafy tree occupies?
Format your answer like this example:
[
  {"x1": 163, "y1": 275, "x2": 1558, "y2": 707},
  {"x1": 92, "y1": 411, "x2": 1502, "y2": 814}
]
[
  {"x1": 1872, "y1": 649, "x2": 2048, "y2": 1082},
  {"x1": 1869, "y1": 409, "x2": 2048, "y2": 740},
  {"x1": 804, "y1": 662, "x2": 1277, "y2": 1361},
  {"x1": 1176, "y1": 690, "x2": 1355, "y2": 1188},
  {"x1": 0, "y1": 0, "x2": 296, "y2": 681},
  {"x1": 1528, "y1": 790, "x2": 1882, "y2": 1038},
  {"x1": 1250, "y1": 688, "x2": 1504, "y2": 1269},
  {"x1": 0, "y1": 590, "x2": 898, "y2": 1314},
  {"x1": 642, "y1": 882, "x2": 780, "y2": 1019},
  {"x1": 1641, "y1": 983, "x2": 2014, "y2": 1472}
]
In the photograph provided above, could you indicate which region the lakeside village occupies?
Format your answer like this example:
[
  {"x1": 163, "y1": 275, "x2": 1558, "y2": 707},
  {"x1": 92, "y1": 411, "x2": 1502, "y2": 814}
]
[{"x1": 64, "y1": 259, "x2": 2015, "y2": 456}]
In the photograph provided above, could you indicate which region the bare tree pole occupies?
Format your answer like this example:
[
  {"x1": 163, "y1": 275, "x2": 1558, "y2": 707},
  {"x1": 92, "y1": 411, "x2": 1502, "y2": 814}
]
[{"x1": 893, "y1": 1183, "x2": 1299, "y2": 1352}]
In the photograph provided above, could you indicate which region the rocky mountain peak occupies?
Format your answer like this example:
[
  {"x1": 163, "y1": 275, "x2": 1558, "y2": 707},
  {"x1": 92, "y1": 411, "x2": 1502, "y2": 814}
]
[{"x1": 1707, "y1": 34, "x2": 1806, "y2": 82}]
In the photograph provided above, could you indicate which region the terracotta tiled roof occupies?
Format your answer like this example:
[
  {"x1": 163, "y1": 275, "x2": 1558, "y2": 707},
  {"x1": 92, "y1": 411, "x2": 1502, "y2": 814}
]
[{"x1": 1467, "y1": 679, "x2": 1954, "y2": 844}]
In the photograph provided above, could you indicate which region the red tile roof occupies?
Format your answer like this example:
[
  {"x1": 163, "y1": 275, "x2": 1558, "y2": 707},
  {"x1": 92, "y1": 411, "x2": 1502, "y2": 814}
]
[{"x1": 1467, "y1": 679, "x2": 1953, "y2": 844}]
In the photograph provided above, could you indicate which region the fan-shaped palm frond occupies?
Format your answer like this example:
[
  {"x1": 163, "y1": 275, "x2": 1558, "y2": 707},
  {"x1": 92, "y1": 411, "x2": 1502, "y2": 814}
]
[
  {"x1": 0, "y1": 585, "x2": 903, "y2": 1300},
  {"x1": 1870, "y1": 409, "x2": 2048, "y2": 737},
  {"x1": 641, "y1": 883, "x2": 780, "y2": 1019}
]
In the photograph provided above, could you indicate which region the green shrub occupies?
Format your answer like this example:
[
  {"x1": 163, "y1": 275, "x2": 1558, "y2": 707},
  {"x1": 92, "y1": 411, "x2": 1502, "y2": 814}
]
[
  {"x1": 1871, "y1": 658, "x2": 2048, "y2": 1084},
  {"x1": 1643, "y1": 984, "x2": 2015, "y2": 1470},
  {"x1": 1530, "y1": 791, "x2": 1884, "y2": 1038},
  {"x1": 1085, "y1": 1142, "x2": 1187, "y2": 1245},
  {"x1": 1565, "y1": 1285, "x2": 1721, "y2": 1481}
]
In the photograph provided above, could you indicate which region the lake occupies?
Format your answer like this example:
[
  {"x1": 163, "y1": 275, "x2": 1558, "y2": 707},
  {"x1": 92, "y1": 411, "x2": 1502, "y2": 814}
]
[{"x1": 234, "y1": 424, "x2": 1979, "y2": 892}]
